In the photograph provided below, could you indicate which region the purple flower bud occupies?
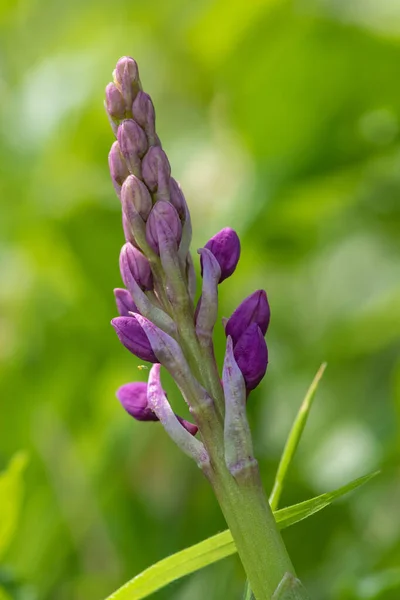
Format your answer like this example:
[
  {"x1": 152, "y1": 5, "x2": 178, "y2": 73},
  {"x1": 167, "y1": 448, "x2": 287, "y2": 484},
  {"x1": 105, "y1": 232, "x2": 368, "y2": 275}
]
[
  {"x1": 122, "y1": 213, "x2": 139, "y2": 247},
  {"x1": 203, "y1": 228, "x2": 241, "y2": 283},
  {"x1": 234, "y1": 324, "x2": 268, "y2": 391},
  {"x1": 109, "y1": 141, "x2": 130, "y2": 197},
  {"x1": 113, "y1": 56, "x2": 141, "y2": 109},
  {"x1": 169, "y1": 177, "x2": 186, "y2": 220},
  {"x1": 114, "y1": 288, "x2": 138, "y2": 316},
  {"x1": 121, "y1": 193, "x2": 149, "y2": 252},
  {"x1": 121, "y1": 174, "x2": 153, "y2": 221},
  {"x1": 225, "y1": 290, "x2": 270, "y2": 346},
  {"x1": 111, "y1": 316, "x2": 158, "y2": 363},
  {"x1": 119, "y1": 243, "x2": 153, "y2": 291},
  {"x1": 116, "y1": 380, "x2": 198, "y2": 435},
  {"x1": 118, "y1": 119, "x2": 148, "y2": 177},
  {"x1": 105, "y1": 83, "x2": 126, "y2": 120},
  {"x1": 142, "y1": 146, "x2": 171, "y2": 200},
  {"x1": 117, "y1": 381, "x2": 158, "y2": 421},
  {"x1": 132, "y1": 91, "x2": 157, "y2": 146},
  {"x1": 146, "y1": 201, "x2": 182, "y2": 255}
]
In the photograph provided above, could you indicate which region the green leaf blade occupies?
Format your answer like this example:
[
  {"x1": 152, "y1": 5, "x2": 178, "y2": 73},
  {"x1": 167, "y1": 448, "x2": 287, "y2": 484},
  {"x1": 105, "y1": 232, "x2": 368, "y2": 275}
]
[
  {"x1": 104, "y1": 470, "x2": 377, "y2": 600},
  {"x1": 269, "y1": 363, "x2": 327, "y2": 511},
  {"x1": 0, "y1": 452, "x2": 28, "y2": 562},
  {"x1": 276, "y1": 471, "x2": 378, "y2": 530}
]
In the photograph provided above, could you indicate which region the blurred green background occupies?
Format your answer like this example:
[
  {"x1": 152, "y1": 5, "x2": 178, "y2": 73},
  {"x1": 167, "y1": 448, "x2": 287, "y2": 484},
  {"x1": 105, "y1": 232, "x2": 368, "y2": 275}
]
[{"x1": 1, "y1": 0, "x2": 400, "y2": 598}]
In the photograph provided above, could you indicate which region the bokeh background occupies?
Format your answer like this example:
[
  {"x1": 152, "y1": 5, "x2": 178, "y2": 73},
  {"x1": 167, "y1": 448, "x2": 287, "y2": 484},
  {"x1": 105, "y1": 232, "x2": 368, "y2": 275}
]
[{"x1": 1, "y1": 0, "x2": 400, "y2": 598}]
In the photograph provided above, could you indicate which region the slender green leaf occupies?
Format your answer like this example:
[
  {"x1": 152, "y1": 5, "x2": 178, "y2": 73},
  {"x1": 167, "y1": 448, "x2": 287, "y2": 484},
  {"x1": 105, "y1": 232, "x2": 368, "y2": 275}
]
[
  {"x1": 0, "y1": 452, "x2": 28, "y2": 561},
  {"x1": 269, "y1": 363, "x2": 327, "y2": 511},
  {"x1": 274, "y1": 471, "x2": 377, "y2": 529},
  {"x1": 105, "y1": 471, "x2": 377, "y2": 600},
  {"x1": 0, "y1": 586, "x2": 12, "y2": 600}
]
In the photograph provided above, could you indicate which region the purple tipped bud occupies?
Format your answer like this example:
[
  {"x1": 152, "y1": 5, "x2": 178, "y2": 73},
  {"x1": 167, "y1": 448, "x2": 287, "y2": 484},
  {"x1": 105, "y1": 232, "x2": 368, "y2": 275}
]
[
  {"x1": 169, "y1": 178, "x2": 186, "y2": 220},
  {"x1": 225, "y1": 290, "x2": 270, "y2": 346},
  {"x1": 117, "y1": 381, "x2": 158, "y2": 421},
  {"x1": 111, "y1": 316, "x2": 158, "y2": 363},
  {"x1": 121, "y1": 174, "x2": 152, "y2": 221},
  {"x1": 118, "y1": 119, "x2": 148, "y2": 177},
  {"x1": 146, "y1": 201, "x2": 182, "y2": 254},
  {"x1": 142, "y1": 146, "x2": 171, "y2": 200},
  {"x1": 132, "y1": 91, "x2": 157, "y2": 146},
  {"x1": 234, "y1": 324, "x2": 268, "y2": 391},
  {"x1": 122, "y1": 213, "x2": 139, "y2": 247},
  {"x1": 113, "y1": 56, "x2": 140, "y2": 109},
  {"x1": 109, "y1": 141, "x2": 130, "y2": 196},
  {"x1": 105, "y1": 83, "x2": 126, "y2": 120},
  {"x1": 119, "y1": 243, "x2": 153, "y2": 291},
  {"x1": 116, "y1": 380, "x2": 198, "y2": 435},
  {"x1": 114, "y1": 288, "x2": 138, "y2": 316},
  {"x1": 203, "y1": 228, "x2": 241, "y2": 283}
]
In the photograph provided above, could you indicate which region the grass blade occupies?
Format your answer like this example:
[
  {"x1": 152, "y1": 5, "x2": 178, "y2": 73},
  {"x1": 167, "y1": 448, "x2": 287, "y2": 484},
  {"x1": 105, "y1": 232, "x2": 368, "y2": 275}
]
[
  {"x1": 0, "y1": 452, "x2": 28, "y2": 561},
  {"x1": 269, "y1": 363, "x2": 327, "y2": 511},
  {"x1": 105, "y1": 470, "x2": 377, "y2": 600}
]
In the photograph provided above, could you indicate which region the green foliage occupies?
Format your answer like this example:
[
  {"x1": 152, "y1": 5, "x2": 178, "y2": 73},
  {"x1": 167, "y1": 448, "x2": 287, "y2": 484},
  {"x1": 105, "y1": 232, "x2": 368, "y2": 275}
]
[
  {"x1": 105, "y1": 472, "x2": 377, "y2": 599},
  {"x1": 0, "y1": 453, "x2": 28, "y2": 562},
  {"x1": 0, "y1": 587, "x2": 12, "y2": 600}
]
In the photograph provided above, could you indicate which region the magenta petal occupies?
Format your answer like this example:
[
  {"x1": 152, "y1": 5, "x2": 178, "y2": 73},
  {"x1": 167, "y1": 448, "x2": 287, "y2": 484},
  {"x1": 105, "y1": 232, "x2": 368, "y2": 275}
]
[
  {"x1": 105, "y1": 83, "x2": 125, "y2": 120},
  {"x1": 116, "y1": 381, "x2": 158, "y2": 421},
  {"x1": 113, "y1": 56, "x2": 140, "y2": 108},
  {"x1": 113, "y1": 288, "x2": 138, "y2": 316},
  {"x1": 234, "y1": 324, "x2": 268, "y2": 391},
  {"x1": 225, "y1": 290, "x2": 270, "y2": 346},
  {"x1": 203, "y1": 228, "x2": 241, "y2": 283},
  {"x1": 111, "y1": 316, "x2": 158, "y2": 363},
  {"x1": 118, "y1": 119, "x2": 148, "y2": 175},
  {"x1": 146, "y1": 201, "x2": 182, "y2": 255},
  {"x1": 119, "y1": 243, "x2": 153, "y2": 291},
  {"x1": 121, "y1": 174, "x2": 152, "y2": 221},
  {"x1": 108, "y1": 141, "x2": 129, "y2": 196},
  {"x1": 142, "y1": 146, "x2": 171, "y2": 193}
]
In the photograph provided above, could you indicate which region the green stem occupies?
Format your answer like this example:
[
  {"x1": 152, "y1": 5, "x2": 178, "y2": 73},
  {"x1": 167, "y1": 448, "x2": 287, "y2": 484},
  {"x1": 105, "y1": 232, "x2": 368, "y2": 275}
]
[
  {"x1": 208, "y1": 454, "x2": 295, "y2": 600},
  {"x1": 176, "y1": 307, "x2": 225, "y2": 424},
  {"x1": 243, "y1": 364, "x2": 326, "y2": 598},
  {"x1": 171, "y1": 322, "x2": 296, "y2": 596},
  {"x1": 161, "y1": 254, "x2": 297, "y2": 598},
  {"x1": 169, "y1": 328, "x2": 295, "y2": 597}
]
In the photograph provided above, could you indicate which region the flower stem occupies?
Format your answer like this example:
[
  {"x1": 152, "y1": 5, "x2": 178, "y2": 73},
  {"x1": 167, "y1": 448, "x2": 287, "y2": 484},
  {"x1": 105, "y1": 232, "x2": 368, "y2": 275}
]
[
  {"x1": 175, "y1": 312, "x2": 296, "y2": 599},
  {"x1": 208, "y1": 451, "x2": 295, "y2": 599}
]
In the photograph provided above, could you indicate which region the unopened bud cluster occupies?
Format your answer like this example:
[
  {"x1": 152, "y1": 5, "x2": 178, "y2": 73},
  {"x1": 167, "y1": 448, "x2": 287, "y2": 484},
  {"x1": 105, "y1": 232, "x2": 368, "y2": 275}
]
[{"x1": 106, "y1": 57, "x2": 270, "y2": 472}]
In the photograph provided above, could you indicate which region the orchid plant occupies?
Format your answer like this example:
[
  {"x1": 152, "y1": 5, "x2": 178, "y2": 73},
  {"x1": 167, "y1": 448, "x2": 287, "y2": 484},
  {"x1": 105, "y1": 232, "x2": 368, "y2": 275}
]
[{"x1": 104, "y1": 57, "x2": 377, "y2": 600}]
